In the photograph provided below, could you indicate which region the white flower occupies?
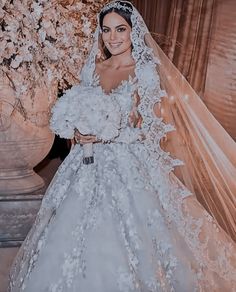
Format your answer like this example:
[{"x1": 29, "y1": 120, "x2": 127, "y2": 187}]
[
  {"x1": 38, "y1": 29, "x2": 46, "y2": 42},
  {"x1": 50, "y1": 85, "x2": 122, "y2": 141},
  {"x1": 11, "y1": 55, "x2": 23, "y2": 69},
  {"x1": 1, "y1": 0, "x2": 107, "y2": 105},
  {"x1": 32, "y1": 2, "x2": 43, "y2": 19}
]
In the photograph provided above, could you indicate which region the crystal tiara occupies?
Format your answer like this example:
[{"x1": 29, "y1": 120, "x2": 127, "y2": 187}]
[{"x1": 100, "y1": 1, "x2": 133, "y2": 14}]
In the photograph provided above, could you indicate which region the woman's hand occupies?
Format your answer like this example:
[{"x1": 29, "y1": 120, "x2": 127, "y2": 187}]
[{"x1": 74, "y1": 129, "x2": 97, "y2": 145}]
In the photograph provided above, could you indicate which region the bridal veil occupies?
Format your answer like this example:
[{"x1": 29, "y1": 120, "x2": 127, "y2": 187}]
[{"x1": 86, "y1": 0, "x2": 236, "y2": 241}]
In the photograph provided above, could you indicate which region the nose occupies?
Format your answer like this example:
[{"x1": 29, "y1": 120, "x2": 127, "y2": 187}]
[{"x1": 110, "y1": 30, "x2": 117, "y2": 41}]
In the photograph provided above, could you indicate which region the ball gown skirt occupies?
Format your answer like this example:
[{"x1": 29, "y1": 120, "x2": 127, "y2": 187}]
[{"x1": 9, "y1": 140, "x2": 236, "y2": 292}]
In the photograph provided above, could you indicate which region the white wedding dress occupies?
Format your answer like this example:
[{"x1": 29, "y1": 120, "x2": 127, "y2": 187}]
[
  {"x1": 9, "y1": 2, "x2": 236, "y2": 291},
  {"x1": 9, "y1": 76, "x2": 236, "y2": 292}
]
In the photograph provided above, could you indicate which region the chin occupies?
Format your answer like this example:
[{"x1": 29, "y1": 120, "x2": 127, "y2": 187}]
[
  {"x1": 108, "y1": 47, "x2": 132, "y2": 56},
  {"x1": 108, "y1": 48, "x2": 124, "y2": 55}
]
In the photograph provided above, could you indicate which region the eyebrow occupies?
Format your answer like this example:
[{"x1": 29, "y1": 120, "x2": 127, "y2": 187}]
[{"x1": 102, "y1": 24, "x2": 128, "y2": 29}]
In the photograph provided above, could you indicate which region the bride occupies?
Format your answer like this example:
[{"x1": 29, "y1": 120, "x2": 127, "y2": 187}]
[{"x1": 9, "y1": 1, "x2": 236, "y2": 291}]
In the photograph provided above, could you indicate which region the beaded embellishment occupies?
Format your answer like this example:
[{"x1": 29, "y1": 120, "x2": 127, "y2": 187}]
[{"x1": 100, "y1": 1, "x2": 133, "y2": 14}]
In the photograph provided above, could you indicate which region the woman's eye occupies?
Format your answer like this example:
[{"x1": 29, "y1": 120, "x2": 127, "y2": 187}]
[
  {"x1": 102, "y1": 28, "x2": 109, "y2": 33},
  {"x1": 117, "y1": 27, "x2": 126, "y2": 32}
]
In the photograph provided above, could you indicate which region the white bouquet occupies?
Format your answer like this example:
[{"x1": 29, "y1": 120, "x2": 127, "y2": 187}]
[{"x1": 50, "y1": 85, "x2": 121, "y2": 163}]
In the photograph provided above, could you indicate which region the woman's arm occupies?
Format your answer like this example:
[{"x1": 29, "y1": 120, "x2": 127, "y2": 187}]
[
  {"x1": 74, "y1": 129, "x2": 97, "y2": 145},
  {"x1": 129, "y1": 91, "x2": 143, "y2": 128}
]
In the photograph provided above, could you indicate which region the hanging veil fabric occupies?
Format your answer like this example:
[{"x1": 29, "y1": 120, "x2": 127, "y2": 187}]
[
  {"x1": 87, "y1": 1, "x2": 236, "y2": 241},
  {"x1": 9, "y1": 1, "x2": 236, "y2": 291},
  {"x1": 144, "y1": 35, "x2": 236, "y2": 241}
]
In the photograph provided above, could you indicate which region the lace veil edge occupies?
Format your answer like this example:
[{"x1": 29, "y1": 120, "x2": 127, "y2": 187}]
[
  {"x1": 81, "y1": 2, "x2": 236, "y2": 241},
  {"x1": 144, "y1": 34, "x2": 236, "y2": 241}
]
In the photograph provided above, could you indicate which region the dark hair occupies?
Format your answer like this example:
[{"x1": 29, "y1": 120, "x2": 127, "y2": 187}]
[
  {"x1": 99, "y1": 1, "x2": 133, "y2": 59},
  {"x1": 99, "y1": 1, "x2": 133, "y2": 28}
]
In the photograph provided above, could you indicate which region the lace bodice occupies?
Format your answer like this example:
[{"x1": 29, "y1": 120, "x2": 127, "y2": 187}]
[
  {"x1": 80, "y1": 61, "x2": 182, "y2": 172},
  {"x1": 92, "y1": 72, "x2": 135, "y2": 119},
  {"x1": 82, "y1": 71, "x2": 142, "y2": 144}
]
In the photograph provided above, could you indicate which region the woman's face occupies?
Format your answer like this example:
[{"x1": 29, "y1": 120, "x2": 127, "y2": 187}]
[{"x1": 101, "y1": 12, "x2": 132, "y2": 56}]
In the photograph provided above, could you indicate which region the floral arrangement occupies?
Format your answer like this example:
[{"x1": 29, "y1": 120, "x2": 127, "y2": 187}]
[
  {"x1": 50, "y1": 85, "x2": 121, "y2": 141},
  {"x1": 0, "y1": 0, "x2": 108, "y2": 104}
]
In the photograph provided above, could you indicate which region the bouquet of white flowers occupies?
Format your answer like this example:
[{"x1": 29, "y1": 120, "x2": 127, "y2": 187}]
[{"x1": 50, "y1": 85, "x2": 121, "y2": 163}]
